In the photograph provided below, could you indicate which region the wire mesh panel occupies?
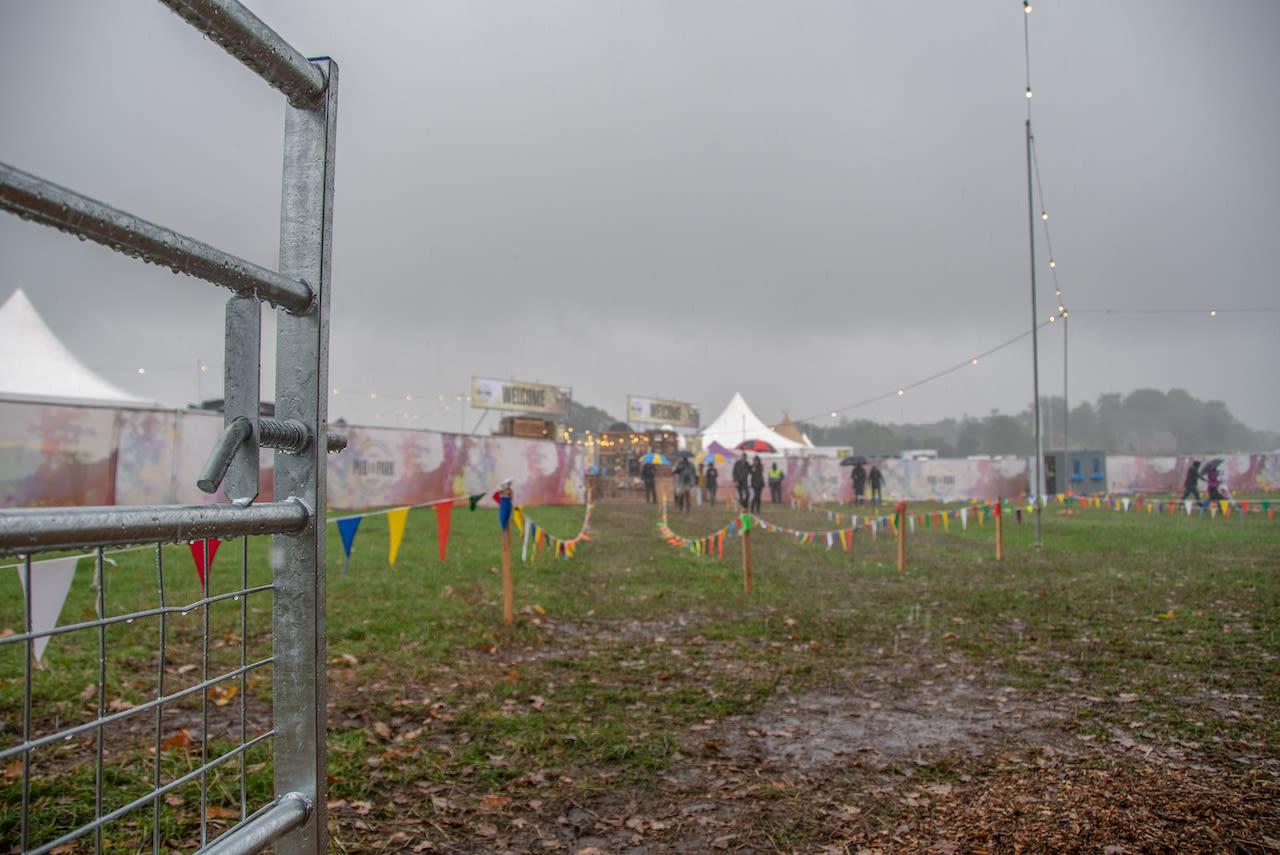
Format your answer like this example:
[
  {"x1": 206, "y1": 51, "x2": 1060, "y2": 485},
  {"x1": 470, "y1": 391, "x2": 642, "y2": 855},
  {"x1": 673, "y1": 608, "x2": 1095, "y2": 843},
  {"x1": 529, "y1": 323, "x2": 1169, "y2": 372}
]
[{"x1": 0, "y1": 3, "x2": 338, "y2": 854}]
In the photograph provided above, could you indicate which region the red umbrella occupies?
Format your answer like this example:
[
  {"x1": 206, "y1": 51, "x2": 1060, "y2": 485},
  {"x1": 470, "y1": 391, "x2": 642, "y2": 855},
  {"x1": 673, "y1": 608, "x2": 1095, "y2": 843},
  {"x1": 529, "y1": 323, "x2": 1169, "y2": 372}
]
[{"x1": 736, "y1": 439, "x2": 777, "y2": 453}]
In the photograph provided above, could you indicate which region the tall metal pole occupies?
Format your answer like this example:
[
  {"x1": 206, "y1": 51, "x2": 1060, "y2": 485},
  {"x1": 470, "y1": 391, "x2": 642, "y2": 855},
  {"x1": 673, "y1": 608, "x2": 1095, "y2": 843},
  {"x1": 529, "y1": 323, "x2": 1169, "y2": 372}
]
[
  {"x1": 1027, "y1": 118, "x2": 1044, "y2": 548},
  {"x1": 1062, "y1": 313, "x2": 1069, "y2": 453}
]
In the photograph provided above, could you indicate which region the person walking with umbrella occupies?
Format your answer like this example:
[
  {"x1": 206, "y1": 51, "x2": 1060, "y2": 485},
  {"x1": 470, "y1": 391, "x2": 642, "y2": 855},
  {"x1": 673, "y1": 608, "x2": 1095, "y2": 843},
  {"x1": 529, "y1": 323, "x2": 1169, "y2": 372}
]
[
  {"x1": 851, "y1": 461, "x2": 867, "y2": 505},
  {"x1": 732, "y1": 453, "x2": 750, "y2": 510},
  {"x1": 641, "y1": 458, "x2": 657, "y2": 504},
  {"x1": 705, "y1": 462, "x2": 719, "y2": 506},
  {"x1": 1204, "y1": 461, "x2": 1226, "y2": 503},
  {"x1": 1181, "y1": 459, "x2": 1201, "y2": 501},
  {"x1": 749, "y1": 455, "x2": 765, "y2": 513}
]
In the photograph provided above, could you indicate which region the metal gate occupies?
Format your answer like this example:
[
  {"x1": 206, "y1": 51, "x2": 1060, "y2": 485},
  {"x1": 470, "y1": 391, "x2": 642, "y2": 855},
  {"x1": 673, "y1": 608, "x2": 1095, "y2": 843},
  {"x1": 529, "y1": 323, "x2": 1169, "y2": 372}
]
[{"x1": 0, "y1": 2, "x2": 339, "y2": 853}]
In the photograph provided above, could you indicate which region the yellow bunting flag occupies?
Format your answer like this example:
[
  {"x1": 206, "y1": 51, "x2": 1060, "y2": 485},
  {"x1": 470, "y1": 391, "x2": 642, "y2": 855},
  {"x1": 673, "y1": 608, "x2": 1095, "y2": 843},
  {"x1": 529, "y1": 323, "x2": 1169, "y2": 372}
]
[
  {"x1": 512, "y1": 506, "x2": 525, "y2": 533},
  {"x1": 1220, "y1": 501, "x2": 1229, "y2": 517},
  {"x1": 387, "y1": 507, "x2": 409, "y2": 566}
]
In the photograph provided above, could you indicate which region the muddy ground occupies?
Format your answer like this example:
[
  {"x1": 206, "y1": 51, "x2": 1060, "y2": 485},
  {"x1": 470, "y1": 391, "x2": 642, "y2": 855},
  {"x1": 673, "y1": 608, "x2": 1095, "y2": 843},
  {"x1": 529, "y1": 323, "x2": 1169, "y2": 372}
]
[{"x1": 325, "y1": 617, "x2": 1280, "y2": 855}]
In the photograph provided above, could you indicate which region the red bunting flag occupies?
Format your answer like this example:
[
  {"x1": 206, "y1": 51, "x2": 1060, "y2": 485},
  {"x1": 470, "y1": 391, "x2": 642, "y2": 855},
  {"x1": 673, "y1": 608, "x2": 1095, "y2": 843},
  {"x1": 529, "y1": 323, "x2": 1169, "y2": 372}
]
[
  {"x1": 435, "y1": 502, "x2": 452, "y2": 562},
  {"x1": 189, "y1": 538, "x2": 222, "y2": 587}
]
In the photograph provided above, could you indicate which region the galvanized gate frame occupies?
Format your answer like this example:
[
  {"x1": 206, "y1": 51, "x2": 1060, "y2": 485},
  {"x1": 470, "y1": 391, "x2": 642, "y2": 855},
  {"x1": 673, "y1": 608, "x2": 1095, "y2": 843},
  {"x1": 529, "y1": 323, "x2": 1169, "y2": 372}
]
[{"x1": 0, "y1": 2, "x2": 340, "y2": 854}]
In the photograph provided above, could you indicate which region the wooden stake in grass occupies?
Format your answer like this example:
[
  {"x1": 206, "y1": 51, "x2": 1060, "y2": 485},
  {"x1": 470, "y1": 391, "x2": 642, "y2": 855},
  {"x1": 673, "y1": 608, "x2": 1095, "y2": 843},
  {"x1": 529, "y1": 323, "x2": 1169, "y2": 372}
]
[
  {"x1": 498, "y1": 481, "x2": 515, "y2": 626},
  {"x1": 741, "y1": 514, "x2": 753, "y2": 595},
  {"x1": 995, "y1": 497, "x2": 1005, "y2": 561},
  {"x1": 896, "y1": 501, "x2": 907, "y2": 573}
]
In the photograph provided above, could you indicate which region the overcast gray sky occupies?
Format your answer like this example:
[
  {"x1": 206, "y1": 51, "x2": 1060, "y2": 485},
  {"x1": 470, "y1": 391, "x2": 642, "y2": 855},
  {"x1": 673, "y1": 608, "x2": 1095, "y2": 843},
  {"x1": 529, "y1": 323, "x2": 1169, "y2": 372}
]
[{"x1": 2, "y1": 1, "x2": 1277, "y2": 436}]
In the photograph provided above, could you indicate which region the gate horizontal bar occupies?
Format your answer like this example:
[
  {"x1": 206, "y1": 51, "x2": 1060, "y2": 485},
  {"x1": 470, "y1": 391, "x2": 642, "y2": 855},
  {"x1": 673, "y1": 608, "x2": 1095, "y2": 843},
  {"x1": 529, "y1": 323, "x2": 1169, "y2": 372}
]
[
  {"x1": 0, "y1": 163, "x2": 314, "y2": 314},
  {"x1": 0, "y1": 500, "x2": 310, "y2": 557},
  {"x1": 197, "y1": 793, "x2": 311, "y2": 855},
  {"x1": 159, "y1": 0, "x2": 327, "y2": 109}
]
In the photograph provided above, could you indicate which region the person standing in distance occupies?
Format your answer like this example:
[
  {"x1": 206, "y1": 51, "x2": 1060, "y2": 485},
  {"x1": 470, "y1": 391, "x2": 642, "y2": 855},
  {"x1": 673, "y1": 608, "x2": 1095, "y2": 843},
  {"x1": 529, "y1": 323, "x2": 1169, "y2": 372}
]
[
  {"x1": 732, "y1": 452, "x2": 750, "y2": 510},
  {"x1": 768, "y1": 461, "x2": 784, "y2": 504},
  {"x1": 869, "y1": 464, "x2": 885, "y2": 505},
  {"x1": 749, "y1": 455, "x2": 765, "y2": 513}
]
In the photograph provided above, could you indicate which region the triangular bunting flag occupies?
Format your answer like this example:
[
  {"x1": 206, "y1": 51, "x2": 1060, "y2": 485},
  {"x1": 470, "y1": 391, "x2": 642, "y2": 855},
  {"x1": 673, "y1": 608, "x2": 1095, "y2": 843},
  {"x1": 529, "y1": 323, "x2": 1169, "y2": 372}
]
[
  {"x1": 387, "y1": 507, "x2": 409, "y2": 566},
  {"x1": 434, "y1": 502, "x2": 452, "y2": 562},
  {"x1": 337, "y1": 516, "x2": 362, "y2": 577},
  {"x1": 468, "y1": 494, "x2": 485, "y2": 511},
  {"x1": 17, "y1": 555, "x2": 81, "y2": 665},
  {"x1": 498, "y1": 496, "x2": 513, "y2": 531},
  {"x1": 189, "y1": 538, "x2": 222, "y2": 587}
]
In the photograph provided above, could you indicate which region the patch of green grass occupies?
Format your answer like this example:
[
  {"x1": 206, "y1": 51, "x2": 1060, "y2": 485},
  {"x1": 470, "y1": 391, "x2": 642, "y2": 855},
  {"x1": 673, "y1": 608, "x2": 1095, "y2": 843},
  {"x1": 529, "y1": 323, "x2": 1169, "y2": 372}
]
[{"x1": 4, "y1": 495, "x2": 1279, "y2": 845}]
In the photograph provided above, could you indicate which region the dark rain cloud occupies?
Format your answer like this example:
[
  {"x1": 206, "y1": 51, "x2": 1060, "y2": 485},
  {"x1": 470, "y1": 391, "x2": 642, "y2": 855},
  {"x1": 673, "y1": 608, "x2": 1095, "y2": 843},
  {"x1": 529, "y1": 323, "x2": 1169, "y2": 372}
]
[{"x1": 2, "y1": 1, "x2": 1277, "y2": 433}]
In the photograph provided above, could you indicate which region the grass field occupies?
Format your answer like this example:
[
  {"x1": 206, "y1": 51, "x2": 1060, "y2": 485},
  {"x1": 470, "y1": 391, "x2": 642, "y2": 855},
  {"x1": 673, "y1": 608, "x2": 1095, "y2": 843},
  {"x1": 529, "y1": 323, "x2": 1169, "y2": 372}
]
[{"x1": 3, "y1": 494, "x2": 1278, "y2": 853}]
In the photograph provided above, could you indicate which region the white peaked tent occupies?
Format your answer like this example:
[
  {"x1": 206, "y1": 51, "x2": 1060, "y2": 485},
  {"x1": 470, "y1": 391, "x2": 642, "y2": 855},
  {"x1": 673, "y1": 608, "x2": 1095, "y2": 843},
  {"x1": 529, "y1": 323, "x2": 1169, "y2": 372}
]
[
  {"x1": 0, "y1": 288, "x2": 154, "y2": 405},
  {"x1": 700, "y1": 392, "x2": 809, "y2": 452}
]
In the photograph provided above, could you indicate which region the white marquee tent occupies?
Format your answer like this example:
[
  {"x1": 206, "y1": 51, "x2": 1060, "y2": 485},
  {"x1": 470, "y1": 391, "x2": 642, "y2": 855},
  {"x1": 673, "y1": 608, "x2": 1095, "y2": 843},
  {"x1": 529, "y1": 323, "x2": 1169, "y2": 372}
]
[
  {"x1": 0, "y1": 288, "x2": 156, "y2": 406},
  {"x1": 700, "y1": 392, "x2": 810, "y2": 452}
]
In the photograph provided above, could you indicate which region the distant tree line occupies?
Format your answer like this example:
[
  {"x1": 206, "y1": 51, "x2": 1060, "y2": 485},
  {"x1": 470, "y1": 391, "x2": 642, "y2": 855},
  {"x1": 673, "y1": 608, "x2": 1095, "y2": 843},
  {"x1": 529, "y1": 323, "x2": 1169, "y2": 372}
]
[
  {"x1": 562, "y1": 400, "x2": 622, "y2": 435},
  {"x1": 559, "y1": 389, "x2": 1278, "y2": 457},
  {"x1": 797, "y1": 388, "x2": 1279, "y2": 457}
]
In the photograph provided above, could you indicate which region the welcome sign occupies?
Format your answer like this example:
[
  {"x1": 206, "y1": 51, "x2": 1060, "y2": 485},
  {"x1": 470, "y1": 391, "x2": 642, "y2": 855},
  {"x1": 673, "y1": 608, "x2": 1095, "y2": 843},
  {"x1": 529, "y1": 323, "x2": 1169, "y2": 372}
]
[
  {"x1": 470, "y1": 377, "x2": 572, "y2": 416},
  {"x1": 627, "y1": 396, "x2": 699, "y2": 428}
]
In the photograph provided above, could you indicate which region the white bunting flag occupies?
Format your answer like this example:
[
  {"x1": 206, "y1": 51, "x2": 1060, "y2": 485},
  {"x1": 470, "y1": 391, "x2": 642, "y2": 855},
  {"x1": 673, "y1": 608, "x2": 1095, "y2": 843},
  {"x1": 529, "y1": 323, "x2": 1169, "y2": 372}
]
[{"x1": 17, "y1": 555, "x2": 82, "y2": 665}]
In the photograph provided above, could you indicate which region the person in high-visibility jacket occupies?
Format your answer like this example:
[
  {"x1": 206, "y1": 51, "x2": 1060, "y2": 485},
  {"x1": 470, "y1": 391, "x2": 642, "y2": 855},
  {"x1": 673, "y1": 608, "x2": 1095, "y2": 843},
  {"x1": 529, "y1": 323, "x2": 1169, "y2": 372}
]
[{"x1": 768, "y1": 462, "x2": 783, "y2": 503}]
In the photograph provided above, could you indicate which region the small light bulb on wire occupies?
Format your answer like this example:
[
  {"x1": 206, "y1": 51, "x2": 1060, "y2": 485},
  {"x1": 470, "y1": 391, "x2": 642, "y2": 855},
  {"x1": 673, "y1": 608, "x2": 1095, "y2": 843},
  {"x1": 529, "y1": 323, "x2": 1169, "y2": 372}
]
[
  {"x1": 1026, "y1": 88, "x2": 1033, "y2": 98},
  {"x1": 1024, "y1": 1, "x2": 1032, "y2": 12},
  {"x1": 897, "y1": 389, "x2": 905, "y2": 396},
  {"x1": 1210, "y1": 309, "x2": 1217, "y2": 317},
  {"x1": 1049, "y1": 260, "x2": 1056, "y2": 268},
  {"x1": 1041, "y1": 211, "x2": 1048, "y2": 221},
  {"x1": 972, "y1": 358, "x2": 978, "y2": 365}
]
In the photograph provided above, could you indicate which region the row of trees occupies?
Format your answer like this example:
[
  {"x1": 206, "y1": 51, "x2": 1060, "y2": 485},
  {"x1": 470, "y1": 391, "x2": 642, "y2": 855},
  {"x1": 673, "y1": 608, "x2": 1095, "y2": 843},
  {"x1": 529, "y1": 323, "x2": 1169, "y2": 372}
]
[
  {"x1": 799, "y1": 389, "x2": 1278, "y2": 457},
  {"x1": 564, "y1": 389, "x2": 1277, "y2": 457}
]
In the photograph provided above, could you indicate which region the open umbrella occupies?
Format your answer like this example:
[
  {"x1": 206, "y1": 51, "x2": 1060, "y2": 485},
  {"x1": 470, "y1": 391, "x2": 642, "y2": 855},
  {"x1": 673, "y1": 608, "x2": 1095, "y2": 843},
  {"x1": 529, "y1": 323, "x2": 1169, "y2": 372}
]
[
  {"x1": 736, "y1": 439, "x2": 776, "y2": 453},
  {"x1": 672, "y1": 450, "x2": 695, "y2": 459},
  {"x1": 839, "y1": 455, "x2": 869, "y2": 466},
  {"x1": 640, "y1": 453, "x2": 669, "y2": 465},
  {"x1": 699, "y1": 452, "x2": 728, "y2": 465},
  {"x1": 1202, "y1": 457, "x2": 1225, "y2": 473}
]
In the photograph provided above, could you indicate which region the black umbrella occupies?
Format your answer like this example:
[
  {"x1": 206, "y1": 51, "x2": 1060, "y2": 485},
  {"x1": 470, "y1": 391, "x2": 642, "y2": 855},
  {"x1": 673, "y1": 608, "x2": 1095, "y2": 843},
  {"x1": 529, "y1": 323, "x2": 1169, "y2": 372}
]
[
  {"x1": 672, "y1": 450, "x2": 695, "y2": 458},
  {"x1": 1202, "y1": 457, "x2": 1225, "y2": 473},
  {"x1": 840, "y1": 455, "x2": 869, "y2": 466}
]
